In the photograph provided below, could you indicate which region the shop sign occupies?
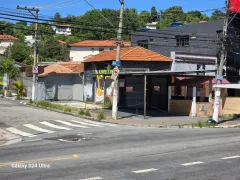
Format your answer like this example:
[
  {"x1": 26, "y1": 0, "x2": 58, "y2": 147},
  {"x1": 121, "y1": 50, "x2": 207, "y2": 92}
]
[
  {"x1": 153, "y1": 86, "x2": 160, "y2": 92},
  {"x1": 126, "y1": 87, "x2": 133, "y2": 92}
]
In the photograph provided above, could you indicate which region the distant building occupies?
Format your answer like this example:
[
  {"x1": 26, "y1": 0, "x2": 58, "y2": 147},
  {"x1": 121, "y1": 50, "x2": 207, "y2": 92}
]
[
  {"x1": 0, "y1": 35, "x2": 18, "y2": 55},
  {"x1": 146, "y1": 22, "x2": 158, "y2": 29},
  {"x1": 25, "y1": 35, "x2": 35, "y2": 47},
  {"x1": 69, "y1": 40, "x2": 131, "y2": 62},
  {"x1": 52, "y1": 24, "x2": 71, "y2": 36}
]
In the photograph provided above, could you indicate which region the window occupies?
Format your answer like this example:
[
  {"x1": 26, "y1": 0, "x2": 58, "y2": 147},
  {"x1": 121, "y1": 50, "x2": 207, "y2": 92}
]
[
  {"x1": 91, "y1": 48, "x2": 94, "y2": 52},
  {"x1": 191, "y1": 33, "x2": 197, "y2": 39},
  {"x1": 137, "y1": 40, "x2": 148, "y2": 49},
  {"x1": 99, "y1": 48, "x2": 104, "y2": 51},
  {"x1": 164, "y1": 38, "x2": 168, "y2": 43},
  {"x1": 110, "y1": 48, "x2": 114, "y2": 50},
  {"x1": 176, "y1": 35, "x2": 189, "y2": 47}
]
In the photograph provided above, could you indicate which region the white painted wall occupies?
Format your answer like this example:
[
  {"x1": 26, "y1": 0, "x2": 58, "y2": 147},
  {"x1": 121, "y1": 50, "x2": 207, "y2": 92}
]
[
  {"x1": 69, "y1": 46, "x2": 114, "y2": 62},
  {"x1": 0, "y1": 40, "x2": 14, "y2": 55}
]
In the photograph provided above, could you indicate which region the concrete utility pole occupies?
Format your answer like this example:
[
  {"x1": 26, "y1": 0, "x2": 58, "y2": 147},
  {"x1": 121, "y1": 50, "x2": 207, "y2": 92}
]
[
  {"x1": 112, "y1": 0, "x2": 124, "y2": 120},
  {"x1": 212, "y1": 0, "x2": 229, "y2": 123},
  {"x1": 17, "y1": 6, "x2": 39, "y2": 101}
]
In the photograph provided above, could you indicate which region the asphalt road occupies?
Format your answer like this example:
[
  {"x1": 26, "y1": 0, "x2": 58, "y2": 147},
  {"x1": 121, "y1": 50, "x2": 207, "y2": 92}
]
[{"x1": 0, "y1": 99, "x2": 240, "y2": 180}]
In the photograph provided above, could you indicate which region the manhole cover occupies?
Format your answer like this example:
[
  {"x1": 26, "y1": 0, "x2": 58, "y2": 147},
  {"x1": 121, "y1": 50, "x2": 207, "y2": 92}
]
[{"x1": 46, "y1": 135, "x2": 95, "y2": 142}]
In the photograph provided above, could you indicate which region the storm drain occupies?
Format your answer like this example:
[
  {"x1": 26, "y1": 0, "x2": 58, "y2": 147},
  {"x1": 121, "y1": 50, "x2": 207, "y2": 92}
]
[{"x1": 46, "y1": 135, "x2": 95, "y2": 142}]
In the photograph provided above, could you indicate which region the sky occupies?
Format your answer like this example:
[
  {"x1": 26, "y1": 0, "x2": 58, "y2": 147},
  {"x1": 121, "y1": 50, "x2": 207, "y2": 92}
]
[{"x1": 2, "y1": 0, "x2": 225, "y2": 18}]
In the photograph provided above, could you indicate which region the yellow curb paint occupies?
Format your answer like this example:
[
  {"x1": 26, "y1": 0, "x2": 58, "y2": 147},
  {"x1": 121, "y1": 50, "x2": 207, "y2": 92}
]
[
  {"x1": 73, "y1": 154, "x2": 80, "y2": 158},
  {"x1": 0, "y1": 154, "x2": 80, "y2": 167}
]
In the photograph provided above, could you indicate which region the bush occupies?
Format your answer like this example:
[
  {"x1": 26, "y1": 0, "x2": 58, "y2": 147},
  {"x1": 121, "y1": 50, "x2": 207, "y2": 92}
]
[
  {"x1": 97, "y1": 111, "x2": 105, "y2": 120},
  {"x1": 78, "y1": 109, "x2": 85, "y2": 115},
  {"x1": 63, "y1": 106, "x2": 72, "y2": 113},
  {"x1": 85, "y1": 110, "x2": 91, "y2": 117},
  {"x1": 105, "y1": 100, "x2": 112, "y2": 108},
  {"x1": 198, "y1": 121, "x2": 203, "y2": 128}
]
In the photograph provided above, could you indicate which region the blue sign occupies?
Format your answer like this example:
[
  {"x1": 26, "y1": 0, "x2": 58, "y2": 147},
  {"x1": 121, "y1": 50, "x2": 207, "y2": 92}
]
[
  {"x1": 112, "y1": 61, "x2": 121, "y2": 67},
  {"x1": 216, "y1": 75, "x2": 223, "y2": 80}
]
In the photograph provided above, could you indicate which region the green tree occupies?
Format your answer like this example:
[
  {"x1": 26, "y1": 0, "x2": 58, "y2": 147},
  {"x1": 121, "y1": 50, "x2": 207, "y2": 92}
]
[
  {"x1": 11, "y1": 42, "x2": 30, "y2": 63},
  {"x1": 140, "y1": 11, "x2": 151, "y2": 25},
  {"x1": 13, "y1": 80, "x2": 24, "y2": 100},
  {"x1": 0, "y1": 58, "x2": 20, "y2": 89},
  {"x1": 38, "y1": 37, "x2": 68, "y2": 62},
  {"x1": 65, "y1": 36, "x2": 79, "y2": 44},
  {"x1": 54, "y1": 12, "x2": 62, "y2": 23},
  {"x1": 211, "y1": 10, "x2": 225, "y2": 20},
  {"x1": 150, "y1": 6, "x2": 158, "y2": 22}
]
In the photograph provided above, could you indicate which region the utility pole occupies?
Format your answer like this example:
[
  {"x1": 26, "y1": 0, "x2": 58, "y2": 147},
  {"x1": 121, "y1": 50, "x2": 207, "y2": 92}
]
[
  {"x1": 17, "y1": 6, "x2": 39, "y2": 101},
  {"x1": 212, "y1": 0, "x2": 229, "y2": 123},
  {"x1": 112, "y1": 0, "x2": 124, "y2": 120}
]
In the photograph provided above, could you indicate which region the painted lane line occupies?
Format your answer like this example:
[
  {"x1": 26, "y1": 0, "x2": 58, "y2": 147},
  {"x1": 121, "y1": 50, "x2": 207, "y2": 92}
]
[
  {"x1": 81, "y1": 119, "x2": 117, "y2": 127},
  {"x1": 181, "y1": 161, "x2": 204, "y2": 166},
  {"x1": 40, "y1": 121, "x2": 72, "y2": 130},
  {"x1": 70, "y1": 120, "x2": 103, "y2": 127},
  {"x1": 79, "y1": 177, "x2": 103, "y2": 180},
  {"x1": 55, "y1": 120, "x2": 89, "y2": 128},
  {"x1": 221, "y1": 155, "x2": 240, "y2": 160},
  {"x1": 132, "y1": 168, "x2": 158, "y2": 174},
  {"x1": 6, "y1": 127, "x2": 37, "y2": 137},
  {"x1": 24, "y1": 124, "x2": 55, "y2": 133}
]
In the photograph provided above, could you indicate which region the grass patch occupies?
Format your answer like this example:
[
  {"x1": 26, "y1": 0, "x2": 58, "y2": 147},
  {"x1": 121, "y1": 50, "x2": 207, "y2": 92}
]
[
  {"x1": 31, "y1": 101, "x2": 92, "y2": 117},
  {"x1": 78, "y1": 109, "x2": 85, "y2": 115},
  {"x1": 97, "y1": 111, "x2": 105, "y2": 120},
  {"x1": 191, "y1": 121, "x2": 216, "y2": 128},
  {"x1": 85, "y1": 109, "x2": 91, "y2": 117}
]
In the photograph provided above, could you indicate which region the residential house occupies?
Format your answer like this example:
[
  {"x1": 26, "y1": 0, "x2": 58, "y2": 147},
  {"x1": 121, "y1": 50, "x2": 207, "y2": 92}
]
[
  {"x1": 25, "y1": 35, "x2": 35, "y2": 47},
  {"x1": 0, "y1": 35, "x2": 18, "y2": 55},
  {"x1": 83, "y1": 46, "x2": 172, "y2": 110},
  {"x1": 37, "y1": 62, "x2": 84, "y2": 101},
  {"x1": 52, "y1": 24, "x2": 71, "y2": 36},
  {"x1": 69, "y1": 40, "x2": 131, "y2": 62},
  {"x1": 146, "y1": 22, "x2": 158, "y2": 30}
]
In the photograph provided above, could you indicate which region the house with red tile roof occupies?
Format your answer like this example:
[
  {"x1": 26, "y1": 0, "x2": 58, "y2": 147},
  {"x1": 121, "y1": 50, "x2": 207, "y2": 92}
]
[
  {"x1": 0, "y1": 35, "x2": 18, "y2": 55},
  {"x1": 35, "y1": 62, "x2": 84, "y2": 101},
  {"x1": 69, "y1": 40, "x2": 131, "y2": 62},
  {"x1": 82, "y1": 46, "x2": 172, "y2": 110}
]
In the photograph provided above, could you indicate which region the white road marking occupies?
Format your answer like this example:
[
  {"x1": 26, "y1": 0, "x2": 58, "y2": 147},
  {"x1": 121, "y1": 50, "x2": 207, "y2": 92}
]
[
  {"x1": 6, "y1": 127, "x2": 37, "y2": 137},
  {"x1": 132, "y1": 168, "x2": 158, "y2": 174},
  {"x1": 81, "y1": 119, "x2": 117, "y2": 127},
  {"x1": 24, "y1": 124, "x2": 55, "y2": 133},
  {"x1": 70, "y1": 120, "x2": 103, "y2": 127},
  {"x1": 40, "y1": 121, "x2": 72, "y2": 130},
  {"x1": 55, "y1": 120, "x2": 89, "y2": 128},
  {"x1": 221, "y1": 155, "x2": 240, "y2": 160},
  {"x1": 79, "y1": 177, "x2": 103, "y2": 180},
  {"x1": 181, "y1": 161, "x2": 204, "y2": 166}
]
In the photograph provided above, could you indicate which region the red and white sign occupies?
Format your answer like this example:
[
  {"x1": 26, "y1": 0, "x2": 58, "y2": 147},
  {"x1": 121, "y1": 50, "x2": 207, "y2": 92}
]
[
  {"x1": 32, "y1": 66, "x2": 38, "y2": 74},
  {"x1": 111, "y1": 67, "x2": 120, "y2": 80},
  {"x1": 126, "y1": 87, "x2": 133, "y2": 92},
  {"x1": 153, "y1": 86, "x2": 160, "y2": 92}
]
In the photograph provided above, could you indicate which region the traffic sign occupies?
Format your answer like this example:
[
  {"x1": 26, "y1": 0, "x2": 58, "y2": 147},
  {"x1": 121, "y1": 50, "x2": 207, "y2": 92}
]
[
  {"x1": 32, "y1": 66, "x2": 38, "y2": 74},
  {"x1": 111, "y1": 67, "x2": 120, "y2": 80}
]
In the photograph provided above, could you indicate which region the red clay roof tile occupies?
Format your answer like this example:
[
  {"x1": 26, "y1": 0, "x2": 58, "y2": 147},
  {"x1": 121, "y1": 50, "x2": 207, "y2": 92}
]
[
  {"x1": 38, "y1": 62, "x2": 84, "y2": 77},
  {"x1": 83, "y1": 46, "x2": 172, "y2": 63}
]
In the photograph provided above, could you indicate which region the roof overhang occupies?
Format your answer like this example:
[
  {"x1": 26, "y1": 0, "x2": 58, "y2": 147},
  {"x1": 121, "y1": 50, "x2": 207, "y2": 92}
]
[{"x1": 213, "y1": 84, "x2": 240, "y2": 89}]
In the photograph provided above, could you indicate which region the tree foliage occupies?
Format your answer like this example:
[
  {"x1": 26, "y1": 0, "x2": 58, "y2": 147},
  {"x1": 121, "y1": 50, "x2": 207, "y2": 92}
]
[
  {"x1": 0, "y1": 6, "x2": 225, "y2": 62},
  {"x1": 11, "y1": 42, "x2": 30, "y2": 63}
]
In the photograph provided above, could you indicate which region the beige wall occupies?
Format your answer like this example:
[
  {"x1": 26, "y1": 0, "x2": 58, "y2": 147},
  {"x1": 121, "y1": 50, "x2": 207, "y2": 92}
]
[
  {"x1": 170, "y1": 100, "x2": 192, "y2": 116},
  {"x1": 222, "y1": 97, "x2": 240, "y2": 115}
]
